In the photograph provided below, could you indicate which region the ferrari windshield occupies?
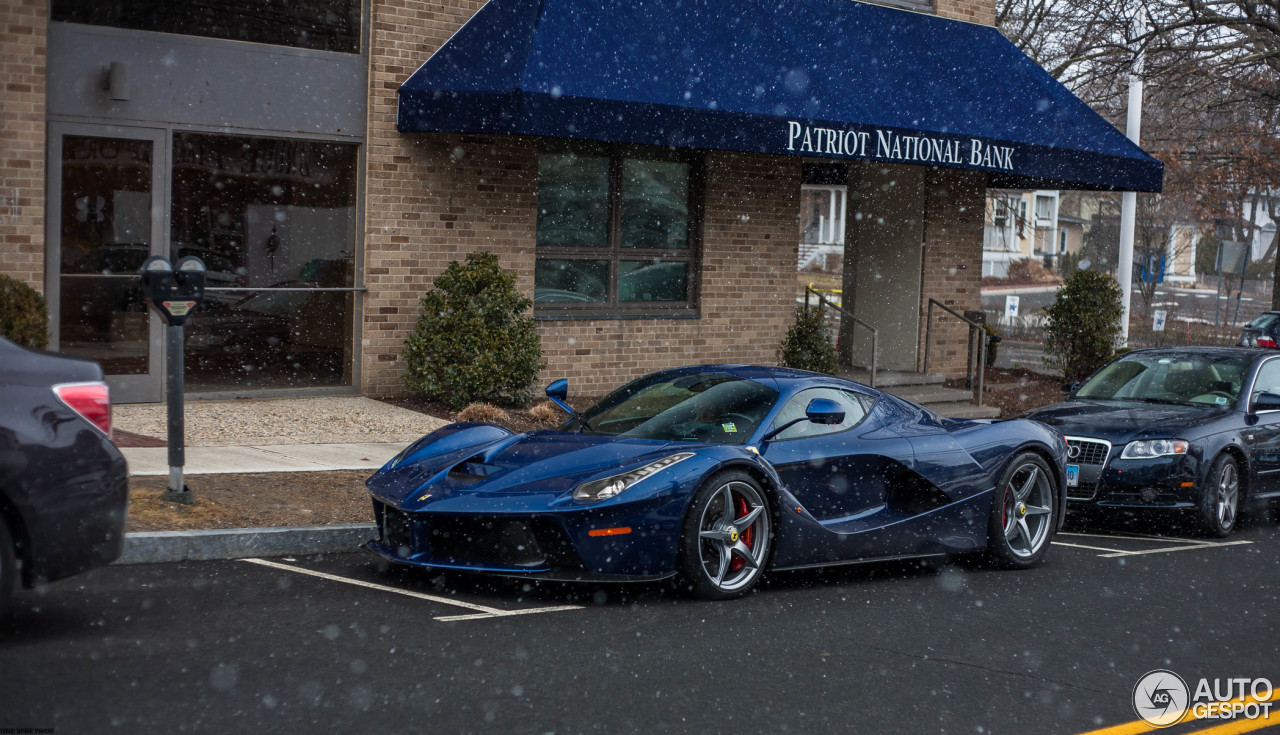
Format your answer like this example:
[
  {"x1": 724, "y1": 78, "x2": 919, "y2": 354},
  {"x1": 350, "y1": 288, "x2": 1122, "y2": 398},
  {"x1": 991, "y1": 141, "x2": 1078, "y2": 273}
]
[
  {"x1": 575, "y1": 372, "x2": 778, "y2": 444},
  {"x1": 1075, "y1": 352, "x2": 1250, "y2": 405}
]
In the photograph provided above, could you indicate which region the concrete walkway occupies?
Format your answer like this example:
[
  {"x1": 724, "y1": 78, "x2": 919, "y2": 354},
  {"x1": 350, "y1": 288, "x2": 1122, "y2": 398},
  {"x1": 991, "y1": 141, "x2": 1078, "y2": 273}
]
[
  {"x1": 120, "y1": 442, "x2": 409, "y2": 476},
  {"x1": 114, "y1": 395, "x2": 448, "y2": 476}
]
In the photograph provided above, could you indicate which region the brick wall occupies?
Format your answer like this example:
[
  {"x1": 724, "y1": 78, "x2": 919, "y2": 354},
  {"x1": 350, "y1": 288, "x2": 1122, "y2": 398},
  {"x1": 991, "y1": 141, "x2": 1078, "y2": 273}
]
[
  {"x1": 917, "y1": 167, "x2": 987, "y2": 378},
  {"x1": 935, "y1": 0, "x2": 996, "y2": 26},
  {"x1": 359, "y1": 131, "x2": 537, "y2": 397},
  {"x1": 0, "y1": 0, "x2": 46, "y2": 291}
]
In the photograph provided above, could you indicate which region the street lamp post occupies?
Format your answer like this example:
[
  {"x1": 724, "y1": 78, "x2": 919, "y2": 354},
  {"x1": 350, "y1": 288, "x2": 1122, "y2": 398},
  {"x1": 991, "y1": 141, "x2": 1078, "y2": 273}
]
[{"x1": 1117, "y1": 23, "x2": 1145, "y2": 346}]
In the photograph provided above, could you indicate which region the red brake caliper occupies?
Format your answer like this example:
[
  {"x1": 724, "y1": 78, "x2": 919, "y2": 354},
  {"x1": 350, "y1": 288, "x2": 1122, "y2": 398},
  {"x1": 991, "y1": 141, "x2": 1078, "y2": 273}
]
[{"x1": 730, "y1": 496, "x2": 754, "y2": 573}]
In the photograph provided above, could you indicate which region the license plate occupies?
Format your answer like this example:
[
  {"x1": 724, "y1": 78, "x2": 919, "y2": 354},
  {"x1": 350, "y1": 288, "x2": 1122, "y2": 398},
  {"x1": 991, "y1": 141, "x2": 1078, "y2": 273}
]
[{"x1": 1066, "y1": 464, "x2": 1079, "y2": 487}]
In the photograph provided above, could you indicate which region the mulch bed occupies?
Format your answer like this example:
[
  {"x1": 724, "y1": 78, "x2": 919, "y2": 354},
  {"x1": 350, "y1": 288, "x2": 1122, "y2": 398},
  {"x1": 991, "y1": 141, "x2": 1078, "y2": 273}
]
[
  {"x1": 945, "y1": 366, "x2": 1063, "y2": 418},
  {"x1": 127, "y1": 471, "x2": 373, "y2": 532},
  {"x1": 114, "y1": 429, "x2": 167, "y2": 448},
  {"x1": 379, "y1": 395, "x2": 594, "y2": 434}
]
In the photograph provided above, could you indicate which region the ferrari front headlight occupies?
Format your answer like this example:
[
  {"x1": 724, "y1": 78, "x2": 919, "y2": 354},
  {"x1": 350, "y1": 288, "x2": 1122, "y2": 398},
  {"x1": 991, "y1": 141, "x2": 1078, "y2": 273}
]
[
  {"x1": 572, "y1": 453, "x2": 695, "y2": 502},
  {"x1": 1120, "y1": 439, "x2": 1189, "y2": 459}
]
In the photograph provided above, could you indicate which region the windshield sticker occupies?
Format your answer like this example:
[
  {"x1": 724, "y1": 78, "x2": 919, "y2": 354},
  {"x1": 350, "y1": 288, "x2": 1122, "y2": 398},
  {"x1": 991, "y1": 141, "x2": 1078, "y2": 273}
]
[
  {"x1": 722, "y1": 422, "x2": 737, "y2": 433},
  {"x1": 1216, "y1": 396, "x2": 1228, "y2": 404}
]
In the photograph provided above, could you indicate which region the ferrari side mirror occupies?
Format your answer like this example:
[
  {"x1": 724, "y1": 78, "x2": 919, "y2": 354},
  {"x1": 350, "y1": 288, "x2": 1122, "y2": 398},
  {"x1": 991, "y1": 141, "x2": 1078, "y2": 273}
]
[
  {"x1": 545, "y1": 378, "x2": 574, "y2": 415},
  {"x1": 763, "y1": 397, "x2": 847, "y2": 441},
  {"x1": 805, "y1": 397, "x2": 846, "y2": 425}
]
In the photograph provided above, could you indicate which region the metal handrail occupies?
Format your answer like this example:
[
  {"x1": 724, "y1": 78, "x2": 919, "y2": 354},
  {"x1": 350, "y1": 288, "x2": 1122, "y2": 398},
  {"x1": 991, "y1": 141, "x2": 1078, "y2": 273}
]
[
  {"x1": 924, "y1": 298, "x2": 986, "y2": 407},
  {"x1": 805, "y1": 287, "x2": 878, "y2": 388}
]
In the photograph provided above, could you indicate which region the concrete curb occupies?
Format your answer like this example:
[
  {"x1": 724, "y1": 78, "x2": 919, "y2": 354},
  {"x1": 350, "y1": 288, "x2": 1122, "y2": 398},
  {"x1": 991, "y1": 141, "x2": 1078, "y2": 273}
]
[{"x1": 116, "y1": 523, "x2": 376, "y2": 565}]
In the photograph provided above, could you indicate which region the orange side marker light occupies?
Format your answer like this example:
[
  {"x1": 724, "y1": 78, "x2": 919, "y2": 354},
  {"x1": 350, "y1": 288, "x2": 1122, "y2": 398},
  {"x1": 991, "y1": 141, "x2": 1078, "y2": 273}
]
[{"x1": 588, "y1": 527, "x2": 632, "y2": 537}]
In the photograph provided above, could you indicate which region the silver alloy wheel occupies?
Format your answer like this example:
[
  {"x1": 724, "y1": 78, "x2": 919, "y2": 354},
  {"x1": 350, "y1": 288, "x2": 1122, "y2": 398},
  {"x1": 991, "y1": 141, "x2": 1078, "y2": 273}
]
[
  {"x1": 697, "y1": 481, "x2": 770, "y2": 592},
  {"x1": 1216, "y1": 461, "x2": 1239, "y2": 530},
  {"x1": 1000, "y1": 462, "x2": 1053, "y2": 558}
]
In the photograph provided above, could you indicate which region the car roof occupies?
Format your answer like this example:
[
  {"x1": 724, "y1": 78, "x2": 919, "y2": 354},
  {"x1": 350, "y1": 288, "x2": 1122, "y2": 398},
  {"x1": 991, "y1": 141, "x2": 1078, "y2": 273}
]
[
  {"x1": 1120, "y1": 346, "x2": 1271, "y2": 358},
  {"x1": 658, "y1": 364, "x2": 856, "y2": 389}
]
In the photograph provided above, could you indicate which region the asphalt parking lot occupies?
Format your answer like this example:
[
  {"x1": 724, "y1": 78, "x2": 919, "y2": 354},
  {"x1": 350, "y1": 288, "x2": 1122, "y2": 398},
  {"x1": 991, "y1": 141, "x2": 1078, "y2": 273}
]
[{"x1": 3, "y1": 516, "x2": 1279, "y2": 734}]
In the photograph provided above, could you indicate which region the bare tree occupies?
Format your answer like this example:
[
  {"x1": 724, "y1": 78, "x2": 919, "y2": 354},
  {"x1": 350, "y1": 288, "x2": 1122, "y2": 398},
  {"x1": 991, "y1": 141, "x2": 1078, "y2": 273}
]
[{"x1": 1139, "y1": 0, "x2": 1280, "y2": 304}]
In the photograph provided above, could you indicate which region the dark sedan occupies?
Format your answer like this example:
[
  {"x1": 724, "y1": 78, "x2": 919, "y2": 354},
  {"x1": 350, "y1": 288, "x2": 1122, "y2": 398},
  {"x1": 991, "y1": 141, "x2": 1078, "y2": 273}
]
[
  {"x1": 1022, "y1": 347, "x2": 1280, "y2": 536},
  {"x1": 0, "y1": 338, "x2": 129, "y2": 615},
  {"x1": 1239, "y1": 311, "x2": 1280, "y2": 349}
]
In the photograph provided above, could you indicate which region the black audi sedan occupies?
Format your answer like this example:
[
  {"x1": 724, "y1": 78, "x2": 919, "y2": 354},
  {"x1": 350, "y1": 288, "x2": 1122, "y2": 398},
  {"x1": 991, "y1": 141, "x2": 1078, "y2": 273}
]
[
  {"x1": 0, "y1": 337, "x2": 129, "y2": 615},
  {"x1": 1021, "y1": 347, "x2": 1280, "y2": 537}
]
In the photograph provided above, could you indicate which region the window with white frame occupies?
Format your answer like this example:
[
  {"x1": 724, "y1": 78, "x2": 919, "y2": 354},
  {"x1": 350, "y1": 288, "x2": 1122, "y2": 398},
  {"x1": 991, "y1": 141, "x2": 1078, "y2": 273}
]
[
  {"x1": 799, "y1": 185, "x2": 847, "y2": 245},
  {"x1": 1034, "y1": 194, "x2": 1055, "y2": 226}
]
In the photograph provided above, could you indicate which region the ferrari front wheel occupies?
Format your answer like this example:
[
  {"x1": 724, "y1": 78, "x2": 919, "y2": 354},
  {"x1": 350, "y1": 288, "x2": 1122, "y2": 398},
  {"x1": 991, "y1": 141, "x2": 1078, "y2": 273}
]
[
  {"x1": 676, "y1": 471, "x2": 772, "y2": 600},
  {"x1": 985, "y1": 452, "x2": 1057, "y2": 569}
]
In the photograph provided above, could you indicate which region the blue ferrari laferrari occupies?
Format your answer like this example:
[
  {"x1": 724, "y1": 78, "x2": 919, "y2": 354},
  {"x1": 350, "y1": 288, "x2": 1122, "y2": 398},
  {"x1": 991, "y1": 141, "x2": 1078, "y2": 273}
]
[{"x1": 365, "y1": 365, "x2": 1067, "y2": 599}]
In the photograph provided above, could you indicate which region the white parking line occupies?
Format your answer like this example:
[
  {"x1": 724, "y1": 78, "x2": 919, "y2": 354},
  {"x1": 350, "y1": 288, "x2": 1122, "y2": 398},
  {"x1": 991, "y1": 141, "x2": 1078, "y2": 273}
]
[
  {"x1": 241, "y1": 558, "x2": 583, "y2": 621},
  {"x1": 1096, "y1": 540, "x2": 1252, "y2": 558},
  {"x1": 1052, "y1": 541, "x2": 1130, "y2": 553},
  {"x1": 1060, "y1": 531, "x2": 1205, "y2": 544},
  {"x1": 1052, "y1": 532, "x2": 1254, "y2": 558}
]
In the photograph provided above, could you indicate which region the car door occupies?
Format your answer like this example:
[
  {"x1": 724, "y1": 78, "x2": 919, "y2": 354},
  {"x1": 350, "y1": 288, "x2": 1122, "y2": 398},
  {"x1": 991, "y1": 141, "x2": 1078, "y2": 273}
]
[
  {"x1": 761, "y1": 387, "x2": 916, "y2": 538},
  {"x1": 1243, "y1": 357, "x2": 1280, "y2": 494}
]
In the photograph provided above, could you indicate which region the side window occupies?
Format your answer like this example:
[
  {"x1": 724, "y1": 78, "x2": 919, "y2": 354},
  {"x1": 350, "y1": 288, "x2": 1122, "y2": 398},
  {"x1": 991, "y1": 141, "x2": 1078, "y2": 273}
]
[
  {"x1": 770, "y1": 388, "x2": 869, "y2": 441},
  {"x1": 1253, "y1": 360, "x2": 1280, "y2": 402}
]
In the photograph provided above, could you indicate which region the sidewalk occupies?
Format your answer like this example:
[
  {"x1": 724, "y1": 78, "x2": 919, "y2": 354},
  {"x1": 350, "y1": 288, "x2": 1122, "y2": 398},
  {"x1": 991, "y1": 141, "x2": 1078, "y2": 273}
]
[
  {"x1": 113, "y1": 395, "x2": 450, "y2": 564},
  {"x1": 120, "y1": 442, "x2": 409, "y2": 475},
  {"x1": 114, "y1": 395, "x2": 448, "y2": 476}
]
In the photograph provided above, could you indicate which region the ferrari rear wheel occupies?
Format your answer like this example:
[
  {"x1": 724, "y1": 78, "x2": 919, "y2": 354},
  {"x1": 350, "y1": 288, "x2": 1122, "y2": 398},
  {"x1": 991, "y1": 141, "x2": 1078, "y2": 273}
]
[
  {"x1": 984, "y1": 452, "x2": 1057, "y2": 569},
  {"x1": 677, "y1": 471, "x2": 771, "y2": 600}
]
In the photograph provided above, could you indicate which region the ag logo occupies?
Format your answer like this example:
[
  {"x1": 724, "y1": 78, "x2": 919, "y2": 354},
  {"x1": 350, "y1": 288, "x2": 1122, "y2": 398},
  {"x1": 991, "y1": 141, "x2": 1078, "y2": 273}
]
[{"x1": 1133, "y1": 669, "x2": 1190, "y2": 727}]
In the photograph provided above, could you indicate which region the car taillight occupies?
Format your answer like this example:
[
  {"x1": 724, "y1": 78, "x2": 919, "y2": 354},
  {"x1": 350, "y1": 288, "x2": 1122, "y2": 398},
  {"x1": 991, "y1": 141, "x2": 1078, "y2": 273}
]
[
  {"x1": 1259, "y1": 336, "x2": 1277, "y2": 348},
  {"x1": 53, "y1": 382, "x2": 112, "y2": 437}
]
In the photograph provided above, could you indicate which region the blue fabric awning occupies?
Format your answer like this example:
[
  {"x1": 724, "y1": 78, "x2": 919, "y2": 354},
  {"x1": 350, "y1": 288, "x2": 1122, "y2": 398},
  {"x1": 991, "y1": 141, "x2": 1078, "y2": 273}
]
[{"x1": 398, "y1": 0, "x2": 1163, "y2": 192}]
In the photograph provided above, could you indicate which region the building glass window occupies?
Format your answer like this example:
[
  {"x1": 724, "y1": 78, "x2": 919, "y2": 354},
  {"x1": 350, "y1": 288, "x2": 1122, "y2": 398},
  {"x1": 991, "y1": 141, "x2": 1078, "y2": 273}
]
[
  {"x1": 535, "y1": 147, "x2": 700, "y2": 317},
  {"x1": 799, "y1": 186, "x2": 847, "y2": 246},
  {"x1": 171, "y1": 132, "x2": 359, "y2": 391},
  {"x1": 52, "y1": 0, "x2": 361, "y2": 54}
]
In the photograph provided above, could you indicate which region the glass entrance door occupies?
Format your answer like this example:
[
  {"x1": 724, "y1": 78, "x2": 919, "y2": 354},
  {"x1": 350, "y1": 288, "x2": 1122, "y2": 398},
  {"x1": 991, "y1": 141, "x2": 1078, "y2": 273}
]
[{"x1": 48, "y1": 124, "x2": 166, "y2": 403}]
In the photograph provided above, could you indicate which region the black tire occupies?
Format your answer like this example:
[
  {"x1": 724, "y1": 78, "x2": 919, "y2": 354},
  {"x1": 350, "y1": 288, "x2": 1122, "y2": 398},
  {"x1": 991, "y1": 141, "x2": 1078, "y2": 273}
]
[
  {"x1": 675, "y1": 470, "x2": 772, "y2": 600},
  {"x1": 1198, "y1": 454, "x2": 1240, "y2": 538},
  {"x1": 984, "y1": 452, "x2": 1058, "y2": 569},
  {"x1": 0, "y1": 520, "x2": 14, "y2": 618}
]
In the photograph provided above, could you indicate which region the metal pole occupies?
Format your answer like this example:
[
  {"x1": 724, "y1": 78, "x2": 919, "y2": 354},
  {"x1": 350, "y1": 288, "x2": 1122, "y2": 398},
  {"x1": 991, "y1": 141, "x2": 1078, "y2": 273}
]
[
  {"x1": 977, "y1": 335, "x2": 986, "y2": 407},
  {"x1": 161, "y1": 324, "x2": 193, "y2": 504},
  {"x1": 923, "y1": 303, "x2": 933, "y2": 374},
  {"x1": 869, "y1": 329, "x2": 878, "y2": 389},
  {"x1": 1215, "y1": 269, "x2": 1223, "y2": 335},
  {"x1": 1117, "y1": 27, "x2": 1145, "y2": 347}
]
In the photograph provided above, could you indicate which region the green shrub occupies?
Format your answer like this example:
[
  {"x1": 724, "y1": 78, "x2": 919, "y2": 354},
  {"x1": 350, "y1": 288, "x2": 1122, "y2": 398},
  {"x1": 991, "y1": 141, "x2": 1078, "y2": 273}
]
[
  {"x1": 0, "y1": 273, "x2": 49, "y2": 349},
  {"x1": 778, "y1": 304, "x2": 838, "y2": 375},
  {"x1": 402, "y1": 252, "x2": 545, "y2": 409},
  {"x1": 982, "y1": 323, "x2": 1000, "y2": 367},
  {"x1": 1044, "y1": 270, "x2": 1123, "y2": 381}
]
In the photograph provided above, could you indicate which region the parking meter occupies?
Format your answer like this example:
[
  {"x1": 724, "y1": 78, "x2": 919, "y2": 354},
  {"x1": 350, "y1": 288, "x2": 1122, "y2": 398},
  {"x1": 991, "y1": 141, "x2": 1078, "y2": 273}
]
[
  {"x1": 137, "y1": 254, "x2": 207, "y2": 505},
  {"x1": 139, "y1": 255, "x2": 206, "y2": 326}
]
